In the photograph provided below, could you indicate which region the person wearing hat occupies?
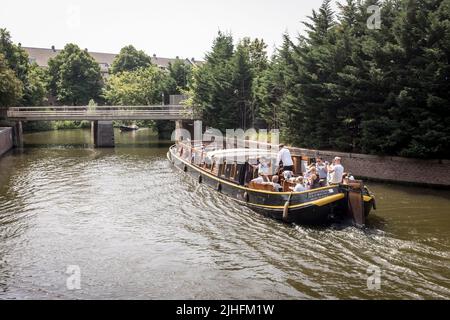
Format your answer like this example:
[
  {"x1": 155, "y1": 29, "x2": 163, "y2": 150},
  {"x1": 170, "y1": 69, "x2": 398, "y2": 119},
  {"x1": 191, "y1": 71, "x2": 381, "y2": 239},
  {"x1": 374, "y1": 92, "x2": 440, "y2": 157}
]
[{"x1": 327, "y1": 156, "x2": 344, "y2": 184}]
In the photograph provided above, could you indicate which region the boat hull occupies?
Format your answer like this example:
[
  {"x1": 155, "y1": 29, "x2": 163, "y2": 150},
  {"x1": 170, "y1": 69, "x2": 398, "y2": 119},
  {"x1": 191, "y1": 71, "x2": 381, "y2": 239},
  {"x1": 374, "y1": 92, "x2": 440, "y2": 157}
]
[{"x1": 167, "y1": 147, "x2": 353, "y2": 225}]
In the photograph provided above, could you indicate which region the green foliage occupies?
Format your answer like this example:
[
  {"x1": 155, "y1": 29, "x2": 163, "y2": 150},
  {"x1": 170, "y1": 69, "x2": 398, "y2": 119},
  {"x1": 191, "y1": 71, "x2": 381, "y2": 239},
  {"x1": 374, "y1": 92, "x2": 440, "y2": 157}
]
[
  {"x1": 110, "y1": 45, "x2": 152, "y2": 74},
  {"x1": 0, "y1": 28, "x2": 48, "y2": 107},
  {"x1": 22, "y1": 63, "x2": 48, "y2": 106},
  {"x1": 0, "y1": 53, "x2": 23, "y2": 108},
  {"x1": 186, "y1": 31, "x2": 269, "y2": 131},
  {"x1": 168, "y1": 58, "x2": 192, "y2": 93},
  {"x1": 253, "y1": 0, "x2": 450, "y2": 159},
  {"x1": 53, "y1": 120, "x2": 90, "y2": 130},
  {"x1": 103, "y1": 65, "x2": 170, "y2": 105},
  {"x1": 47, "y1": 43, "x2": 103, "y2": 105}
]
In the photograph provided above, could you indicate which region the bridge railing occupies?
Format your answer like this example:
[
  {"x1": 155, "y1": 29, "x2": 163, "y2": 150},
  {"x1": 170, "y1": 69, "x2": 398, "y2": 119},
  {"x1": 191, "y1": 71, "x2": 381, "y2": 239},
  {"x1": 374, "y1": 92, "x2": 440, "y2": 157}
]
[{"x1": 7, "y1": 105, "x2": 194, "y2": 120}]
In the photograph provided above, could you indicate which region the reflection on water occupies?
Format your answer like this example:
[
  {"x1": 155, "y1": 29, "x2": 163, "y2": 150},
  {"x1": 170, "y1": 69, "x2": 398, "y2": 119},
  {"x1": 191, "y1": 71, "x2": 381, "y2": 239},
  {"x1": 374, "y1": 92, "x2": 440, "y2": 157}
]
[{"x1": 0, "y1": 129, "x2": 449, "y2": 299}]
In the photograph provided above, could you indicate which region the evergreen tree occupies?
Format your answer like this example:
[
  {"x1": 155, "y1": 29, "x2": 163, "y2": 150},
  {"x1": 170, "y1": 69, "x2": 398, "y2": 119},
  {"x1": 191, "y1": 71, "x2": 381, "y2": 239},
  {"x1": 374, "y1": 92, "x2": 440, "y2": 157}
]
[{"x1": 168, "y1": 58, "x2": 192, "y2": 93}]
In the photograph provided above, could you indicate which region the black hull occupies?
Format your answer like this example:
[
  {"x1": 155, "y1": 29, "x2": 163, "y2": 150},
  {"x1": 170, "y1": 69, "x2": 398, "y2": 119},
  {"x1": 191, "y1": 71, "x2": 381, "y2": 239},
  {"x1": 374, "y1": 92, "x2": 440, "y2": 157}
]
[{"x1": 167, "y1": 147, "x2": 354, "y2": 226}]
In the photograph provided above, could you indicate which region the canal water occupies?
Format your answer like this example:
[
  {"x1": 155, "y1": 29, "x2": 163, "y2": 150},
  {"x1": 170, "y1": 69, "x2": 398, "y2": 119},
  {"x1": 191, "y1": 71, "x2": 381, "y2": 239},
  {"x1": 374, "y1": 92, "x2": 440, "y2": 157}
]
[{"x1": 0, "y1": 129, "x2": 449, "y2": 299}]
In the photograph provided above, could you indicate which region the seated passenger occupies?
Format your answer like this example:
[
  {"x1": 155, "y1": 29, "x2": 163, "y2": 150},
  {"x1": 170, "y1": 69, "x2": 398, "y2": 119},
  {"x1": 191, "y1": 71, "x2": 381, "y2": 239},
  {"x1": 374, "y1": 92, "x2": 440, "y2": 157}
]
[
  {"x1": 270, "y1": 175, "x2": 282, "y2": 192},
  {"x1": 292, "y1": 176, "x2": 306, "y2": 192},
  {"x1": 251, "y1": 172, "x2": 266, "y2": 184},
  {"x1": 307, "y1": 167, "x2": 321, "y2": 190},
  {"x1": 283, "y1": 170, "x2": 293, "y2": 180}
]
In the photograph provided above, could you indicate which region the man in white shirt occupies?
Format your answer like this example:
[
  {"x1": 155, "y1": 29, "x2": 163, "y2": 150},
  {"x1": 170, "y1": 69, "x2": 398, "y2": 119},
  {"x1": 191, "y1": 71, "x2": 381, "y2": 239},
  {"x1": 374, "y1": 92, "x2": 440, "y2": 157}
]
[
  {"x1": 276, "y1": 144, "x2": 294, "y2": 173},
  {"x1": 327, "y1": 157, "x2": 344, "y2": 184}
]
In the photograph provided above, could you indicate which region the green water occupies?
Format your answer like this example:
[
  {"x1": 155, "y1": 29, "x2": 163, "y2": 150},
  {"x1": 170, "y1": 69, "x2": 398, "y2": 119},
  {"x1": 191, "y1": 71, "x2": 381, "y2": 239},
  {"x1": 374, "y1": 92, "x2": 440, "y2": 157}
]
[{"x1": 0, "y1": 129, "x2": 449, "y2": 299}]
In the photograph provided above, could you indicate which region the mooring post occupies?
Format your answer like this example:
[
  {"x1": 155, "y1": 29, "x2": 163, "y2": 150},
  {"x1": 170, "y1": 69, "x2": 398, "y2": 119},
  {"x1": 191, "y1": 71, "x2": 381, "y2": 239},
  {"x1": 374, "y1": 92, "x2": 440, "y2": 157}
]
[{"x1": 12, "y1": 121, "x2": 23, "y2": 148}]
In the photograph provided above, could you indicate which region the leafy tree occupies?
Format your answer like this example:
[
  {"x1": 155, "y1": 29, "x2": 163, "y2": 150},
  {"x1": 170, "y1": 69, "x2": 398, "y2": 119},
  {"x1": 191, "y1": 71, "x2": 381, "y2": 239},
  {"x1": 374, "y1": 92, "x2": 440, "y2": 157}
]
[
  {"x1": 48, "y1": 43, "x2": 103, "y2": 105},
  {"x1": 0, "y1": 53, "x2": 23, "y2": 109},
  {"x1": 110, "y1": 45, "x2": 152, "y2": 74},
  {"x1": 0, "y1": 28, "x2": 47, "y2": 106},
  {"x1": 103, "y1": 65, "x2": 169, "y2": 105}
]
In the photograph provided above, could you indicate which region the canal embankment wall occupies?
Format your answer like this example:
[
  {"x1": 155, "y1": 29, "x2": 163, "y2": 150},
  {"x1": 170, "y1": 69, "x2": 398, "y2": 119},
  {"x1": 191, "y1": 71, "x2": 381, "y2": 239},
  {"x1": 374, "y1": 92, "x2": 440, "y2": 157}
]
[
  {"x1": 0, "y1": 127, "x2": 13, "y2": 157},
  {"x1": 287, "y1": 146, "x2": 450, "y2": 188}
]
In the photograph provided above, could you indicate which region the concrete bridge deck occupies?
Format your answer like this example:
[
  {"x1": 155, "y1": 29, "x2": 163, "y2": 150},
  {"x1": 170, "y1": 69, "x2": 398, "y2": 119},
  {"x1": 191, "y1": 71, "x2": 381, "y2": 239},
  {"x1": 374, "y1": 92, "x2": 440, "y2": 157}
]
[
  {"x1": 7, "y1": 105, "x2": 195, "y2": 121},
  {"x1": 5, "y1": 105, "x2": 197, "y2": 148}
]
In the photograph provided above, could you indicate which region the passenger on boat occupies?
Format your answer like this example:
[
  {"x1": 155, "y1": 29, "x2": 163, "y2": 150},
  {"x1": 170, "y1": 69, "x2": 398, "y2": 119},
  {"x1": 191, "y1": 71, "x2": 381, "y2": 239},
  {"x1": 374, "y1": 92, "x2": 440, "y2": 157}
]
[
  {"x1": 283, "y1": 170, "x2": 293, "y2": 180},
  {"x1": 327, "y1": 156, "x2": 344, "y2": 184},
  {"x1": 315, "y1": 157, "x2": 328, "y2": 187},
  {"x1": 251, "y1": 172, "x2": 266, "y2": 184},
  {"x1": 270, "y1": 175, "x2": 282, "y2": 192},
  {"x1": 276, "y1": 144, "x2": 294, "y2": 173},
  {"x1": 251, "y1": 158, "x2": 270, "y2": 182},
  {"x1": 342, "y1": 172, "x2": 355, "y2": 184},
  {"x1": 292, "y1": 176, "x2": 307, "y2": 192},
  {"x1": 307, "y1": 167, "x2": 321, "y2": 190}
]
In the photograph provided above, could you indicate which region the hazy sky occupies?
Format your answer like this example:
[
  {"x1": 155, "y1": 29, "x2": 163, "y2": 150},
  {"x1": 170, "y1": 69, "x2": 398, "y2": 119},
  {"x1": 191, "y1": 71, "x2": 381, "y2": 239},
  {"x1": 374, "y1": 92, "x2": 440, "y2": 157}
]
[{"x1": 1, "y1": 0, "x2": 327, "y2": 59}]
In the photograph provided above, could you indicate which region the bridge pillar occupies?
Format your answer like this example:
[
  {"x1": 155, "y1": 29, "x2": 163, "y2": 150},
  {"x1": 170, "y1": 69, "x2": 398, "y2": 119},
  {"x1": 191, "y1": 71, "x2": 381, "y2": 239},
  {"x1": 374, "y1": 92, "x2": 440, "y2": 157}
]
[
  {"x1": 12, "y1": 121, "x2": 23, "y2": 148},
  {"x1": 91, "y1": 121, "x2": 115, "y2": 148}
]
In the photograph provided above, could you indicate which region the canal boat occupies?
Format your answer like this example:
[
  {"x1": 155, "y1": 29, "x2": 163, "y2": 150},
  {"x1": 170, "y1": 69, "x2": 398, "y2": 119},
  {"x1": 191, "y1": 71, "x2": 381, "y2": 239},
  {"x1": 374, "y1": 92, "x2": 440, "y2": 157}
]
[
  {"x1": 167, "y1": 142, "x2": 376, "y2": 226},
  {"x1": 120, "y1": 124, "x2": 139, "y2": 132}
]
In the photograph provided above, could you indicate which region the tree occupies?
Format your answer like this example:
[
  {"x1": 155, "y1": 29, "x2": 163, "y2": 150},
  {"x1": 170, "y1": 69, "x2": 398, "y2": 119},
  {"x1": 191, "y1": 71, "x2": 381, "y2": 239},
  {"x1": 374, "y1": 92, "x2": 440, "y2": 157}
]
[
  {"x1": 168, "y1": 58, "x2": 192, "y2": 93},
  {"x1": 188, "y1": 31, "x2": 236, "y2": 130},
  {"x1": 187, "y1": 32, "x2": 268, "y2": 131},
  {"x1": 103, "y1": 65, "x2": 170, "y2": 105},
  {"x1": 110, "y1": 45, "x2": 152, "y2": 74},
  {"x1": 48, "y1": 44, "x2": 103, "y2": 105},
  {"x1": 0, "y1": 53, "x2": 23, "y2": 108},
  {"x1": 0, "y1": 28, "x2": 47, "y2": 106}
]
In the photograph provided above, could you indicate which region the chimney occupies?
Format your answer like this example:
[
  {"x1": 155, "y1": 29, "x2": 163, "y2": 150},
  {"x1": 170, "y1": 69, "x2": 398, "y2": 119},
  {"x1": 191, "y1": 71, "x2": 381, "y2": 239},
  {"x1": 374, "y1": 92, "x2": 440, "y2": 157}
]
[{"x1": 51, "y1": 45, "x2": 56, "y2": 52}]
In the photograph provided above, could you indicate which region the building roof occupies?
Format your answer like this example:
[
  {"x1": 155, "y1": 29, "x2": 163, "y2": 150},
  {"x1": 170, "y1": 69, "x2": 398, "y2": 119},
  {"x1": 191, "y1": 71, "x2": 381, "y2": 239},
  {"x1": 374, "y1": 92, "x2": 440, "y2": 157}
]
[{"x1": 22, "y1": 46, "x2": 203, "y2": 72}]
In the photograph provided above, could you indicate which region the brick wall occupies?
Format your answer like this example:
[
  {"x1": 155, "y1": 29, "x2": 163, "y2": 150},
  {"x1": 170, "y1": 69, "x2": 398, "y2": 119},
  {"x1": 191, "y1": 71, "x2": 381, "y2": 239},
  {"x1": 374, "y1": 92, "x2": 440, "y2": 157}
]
[
  {"x1": 0, "y1": 127, "x2": 13, "y2": 157},
  {"x1": 287, "y1": 146, "x2": 450, "y2": 187}
]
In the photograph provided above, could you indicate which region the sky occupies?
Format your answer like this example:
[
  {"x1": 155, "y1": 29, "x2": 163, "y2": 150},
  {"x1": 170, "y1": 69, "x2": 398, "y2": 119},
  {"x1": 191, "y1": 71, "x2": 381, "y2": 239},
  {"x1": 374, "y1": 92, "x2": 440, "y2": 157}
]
[{"x1": 1, "y1": 0, "x2": 327, "y2": 60}]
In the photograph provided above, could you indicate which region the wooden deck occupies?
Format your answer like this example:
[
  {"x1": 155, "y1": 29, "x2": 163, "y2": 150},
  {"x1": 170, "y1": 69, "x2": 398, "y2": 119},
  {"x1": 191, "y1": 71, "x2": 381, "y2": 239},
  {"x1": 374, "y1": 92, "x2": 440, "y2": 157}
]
[{"x1": 6, "y1": 105, "x2": 195, "y2": 121}]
